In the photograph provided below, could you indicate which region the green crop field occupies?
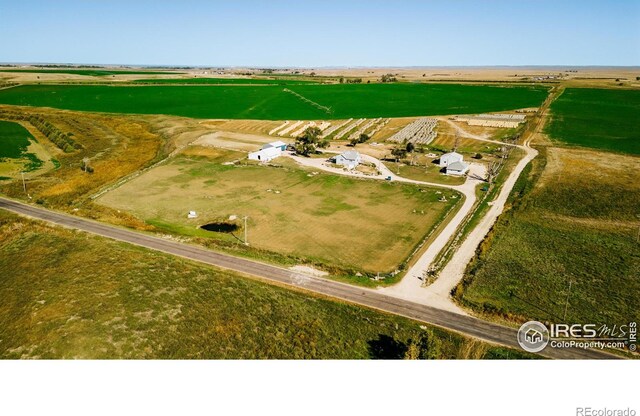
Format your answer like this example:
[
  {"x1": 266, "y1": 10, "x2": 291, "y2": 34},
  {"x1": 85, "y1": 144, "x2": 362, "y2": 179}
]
[
  {"x1": 0, "y1": 120, "x2": 45, "y2": 175},
  {"x1": 0, "y1": 68, "x2": 183, "y2": 76},
  {"x1": 0, "y1": 120, "x2": 32, "y2": 159},
  {"x1": 98, "y1": 148, "x2": 461, "y2": 277},
  {"x1": 546, "y1": 88, "x2": 640, "y2": 155},
  {"x1": 133, "y1": 77, "x2": 318, "y2": 85},
  {"x1": 0, "y1": 210, "x2": 529, "y2": 359},
  {"x1": 457, "y1": 147, "x2": 640, "y2": 326},
  {"x1": 0, "y1": 83, "x2": 549, "y2": 120}
]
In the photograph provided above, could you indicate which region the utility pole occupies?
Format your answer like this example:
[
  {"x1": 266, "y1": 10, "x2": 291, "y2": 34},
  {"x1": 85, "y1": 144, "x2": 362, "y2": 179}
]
[
  {"x1": 21, "y1": 172, "x2": 27, "y2": 195},
  {"x1": 243, "y1": 216, "x2": 249, "y2": 245},
  {"x1": 563, "y1": 280, "x2": 573, "y2": 321}
]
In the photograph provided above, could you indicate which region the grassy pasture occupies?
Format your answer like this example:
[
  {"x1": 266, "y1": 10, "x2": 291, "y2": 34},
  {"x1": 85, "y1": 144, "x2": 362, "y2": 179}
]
[
  {"x1": 546, "y1": 88, "x2": 640, "y2": 155},
  {"x1": 0, "y1": 68, "x2": 183, "y2": 76},
  {"x1": 98, "y1": 148, "x2": 461, "y2": 274},
  {"x1": 458, "y1": 147, "x2": 640, "y2": 326},
  {"x1": 0, "y1": 83, "x2": 549, "y2": 120},
  {"x1": 0, "y1": 107, "x2": 164, "y2": 217},
  {"x1": 0, "y1": 210, "x2": 528, "y2": 359}
]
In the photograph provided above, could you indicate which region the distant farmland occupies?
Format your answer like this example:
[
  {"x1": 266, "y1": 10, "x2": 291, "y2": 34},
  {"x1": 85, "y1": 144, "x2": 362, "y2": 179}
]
[
  {"x1": 546, "y1": 88, "x2": 640, "y2": 155},
  {"x1": 0, "y1": 68, "x2": 183, "y2": 76},
  {"x1": 133, "y1": 78, "x2": 319, "y2": 85},
  {"x1": 0, "y1": 83, "x2": 549, "y2": 120}
]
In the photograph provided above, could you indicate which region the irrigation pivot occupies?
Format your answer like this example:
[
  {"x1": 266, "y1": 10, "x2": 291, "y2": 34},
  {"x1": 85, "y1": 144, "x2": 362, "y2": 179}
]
[{"x1": 283, "y1": 88, "x2": 332, "y2": 115}]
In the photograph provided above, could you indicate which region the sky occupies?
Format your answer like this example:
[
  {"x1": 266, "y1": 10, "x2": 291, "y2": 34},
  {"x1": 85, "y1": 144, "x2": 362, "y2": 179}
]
[{"x1": 0, "y1": 0, "x2": 638, "y2": 67}]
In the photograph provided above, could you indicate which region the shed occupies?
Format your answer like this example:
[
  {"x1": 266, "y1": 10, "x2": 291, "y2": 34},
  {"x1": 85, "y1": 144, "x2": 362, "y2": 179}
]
[
  {"x1": 446, "y1": 161, "x2": 469, "y2": 176},
  {"x1": 262, "y1": 141, "x2": 287, "y2": 152},
  {"x1": 248, "y1": 145, "x2": 281, "y2": 162}
]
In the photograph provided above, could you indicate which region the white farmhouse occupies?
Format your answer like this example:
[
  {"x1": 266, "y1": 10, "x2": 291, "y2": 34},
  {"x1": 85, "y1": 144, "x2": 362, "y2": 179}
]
[
  {"x1": 439, "y1": 151, "x2": 464, "y2": 167},
  {"x1": 248, "y1": 141, "x2": 288, "y2": 162},
  {"x1": 332, "y1": 150, "x2": 361, "y2": 170}
]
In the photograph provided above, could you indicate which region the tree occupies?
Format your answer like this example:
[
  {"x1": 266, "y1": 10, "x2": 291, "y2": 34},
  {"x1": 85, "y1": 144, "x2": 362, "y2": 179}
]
[
  {"x1": 405, "y1": 142, "x2": 415, "y2": 153},
  {"x1": 403, "y1": 331, "x2": 443, "y2": 360},
  {"x1": 350, "y1": 138, "x2": 359, "y2": 147},
  {"x1": 294, "y1": 127, "x2": 327, "y2": 156},
  {"x1": 380, "y1": 73, "x2": 397, "y2": 83},
  {"x1": 358, "y1": 133, "x2": 370, "y2": 143},
  {"x1": 473, "y1": 153, "x2": 483, "y2": 159},
  {"x1": 81, "y1": 157, "x2": 94, "y2": 173},
  {"x1": 391, "y1": 147, "x2": 406, "y2": 160},
  {"x1": 339, "y1": 76, "x2": 345, "y2": 84}
]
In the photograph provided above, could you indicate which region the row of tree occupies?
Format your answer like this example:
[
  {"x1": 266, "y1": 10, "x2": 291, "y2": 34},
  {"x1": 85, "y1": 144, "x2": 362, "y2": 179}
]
[
  {"x1": 338, "y1": 77, "x2": 363, "y2": 84},
  {"x1": 28, "y1": 116, "x2": 82, "y2": 153}
]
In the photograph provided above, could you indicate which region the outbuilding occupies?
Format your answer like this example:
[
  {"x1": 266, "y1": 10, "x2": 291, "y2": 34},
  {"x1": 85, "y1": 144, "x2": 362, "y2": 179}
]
[
  {"x1": 439, "y1": 151, "x2": 463, "y2": 167},
  {"x1": 262, "y1": 140, "x2": 287, "y2": 152},
  {"x1": 332, "y1": 150, "x2": 361, "y2": 170},
  {"x1": 248, "y1": 141, "x2": 288, "y2": 162},
  {"x1": 446, "y1": 161, "x2": 470, "y2": 176}
]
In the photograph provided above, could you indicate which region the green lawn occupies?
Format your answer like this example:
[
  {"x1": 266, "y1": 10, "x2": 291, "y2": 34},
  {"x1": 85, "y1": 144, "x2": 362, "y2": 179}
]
[
  {"x1": 0, "y1": 83, "x2": 549, "y2": 120},
  {"x1": 0, "y1": 68, "x2": 183, "y2": 76},
  {"x1": 0, "y1": 120, "x2": 32, "y2": 158},
  {"x1": 0, "y1": 210, "x2": 529, "y2": 359},
  {"x1": 546, "y1": 88, "x2": 640, "y2": 155}
]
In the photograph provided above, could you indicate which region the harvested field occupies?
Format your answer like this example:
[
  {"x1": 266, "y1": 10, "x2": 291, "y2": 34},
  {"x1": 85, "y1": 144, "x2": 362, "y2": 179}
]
[{"x1": 97, "y1": 148, "x2": 462, "y2": 274}]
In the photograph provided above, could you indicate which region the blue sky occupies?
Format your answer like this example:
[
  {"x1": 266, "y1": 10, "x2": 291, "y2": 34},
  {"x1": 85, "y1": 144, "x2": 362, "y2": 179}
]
[{"x1": 0, "y1": 0, "x2": 638, "y2": 66}]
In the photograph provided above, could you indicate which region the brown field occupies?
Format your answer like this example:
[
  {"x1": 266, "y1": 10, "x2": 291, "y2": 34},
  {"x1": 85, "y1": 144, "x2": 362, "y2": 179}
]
[
  {"x1": 97, "y1": 147, "x2": 462, "y2": 274},
  {"x1": 431, "y1": 121, "x2": 501, "y2": 154}
]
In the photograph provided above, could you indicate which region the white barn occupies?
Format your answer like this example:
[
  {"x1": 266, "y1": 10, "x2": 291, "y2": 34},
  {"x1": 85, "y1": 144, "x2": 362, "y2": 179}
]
[
  {"x1": 439, "y1": 151, "x2": 463, "y2": 167},
  {"x1": 446, "y1": 161, "x2": 469, "y2": 176},
  {"x1": 248, "y1": 141, "x2": 288, "y2": 162},
  {"x1": 332, "y1": 150, "x2": 361, "y2": 170}
]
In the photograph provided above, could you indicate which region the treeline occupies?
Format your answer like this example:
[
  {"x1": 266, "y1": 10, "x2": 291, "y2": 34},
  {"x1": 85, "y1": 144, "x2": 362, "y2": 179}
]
[
  {"x1": 28, "y1": 116, "x2": 82, "y2": 153},
  {"x1": 339, "y1": 77, "x2": 363, "y2": 84},
  {"x1": 0, "y1": 110, "x2": 82, "y2": 153}
]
